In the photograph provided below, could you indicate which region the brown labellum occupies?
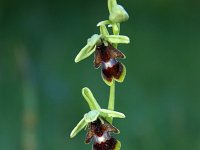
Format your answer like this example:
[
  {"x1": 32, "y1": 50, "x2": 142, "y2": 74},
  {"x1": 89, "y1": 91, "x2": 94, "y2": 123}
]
[
  {"x1": 94, "y1": 43, "x2": 126, "y2": 85},
  {"x1": 85, "y1": 119, "x2": 119, "y2": 150}
]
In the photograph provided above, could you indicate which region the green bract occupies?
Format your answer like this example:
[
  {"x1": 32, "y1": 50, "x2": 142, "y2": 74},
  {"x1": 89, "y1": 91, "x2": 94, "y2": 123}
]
[
  {"x1": 70, "y1": 87, "x2": 125, "y2": 138},
  {"x1": 74, "y1": 34, "x2": 101, "y2": 63}
]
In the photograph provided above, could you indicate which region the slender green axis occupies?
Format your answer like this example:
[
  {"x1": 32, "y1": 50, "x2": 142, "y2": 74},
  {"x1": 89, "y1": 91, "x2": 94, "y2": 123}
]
[
  {"x1": 70, "y1": 0, "x2": 130, "y2": 149},
  {"x1": 108, "y1": 81, "x2": 115, "y2": 123}
]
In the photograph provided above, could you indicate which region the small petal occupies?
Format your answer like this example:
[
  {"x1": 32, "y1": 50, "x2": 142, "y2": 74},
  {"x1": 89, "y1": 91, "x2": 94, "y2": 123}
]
[
  {"x1": 99, "y1": 109, "x2": 126, "y2": 118},
  {"x1": 109, "y1": 46, "x2": 126, "y2": 59},
  {"x1": 100, "y1": 25, "x2": 109, "y2": 36},
  {"x1": 101, "y1": 119, "x2": 119, "y2": 134},
  {"x1": 84, "y1": 110, "x2": 100, "y2": 123},
  {"x1": 70, "y1": 117, "x2": 87, "y2": 138},
  {"x1": 82, "y1": 87, "x2": 101, "y2": 110},
  {"x1": 105, "y1": 35, "x2": 130, "y2": 44}
]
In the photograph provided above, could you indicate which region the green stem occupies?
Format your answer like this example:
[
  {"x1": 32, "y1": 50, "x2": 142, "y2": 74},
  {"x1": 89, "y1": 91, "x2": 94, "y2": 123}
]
[
  {"x1": 108, "y1": 0, "x2": 117, "y2": 13},
  {"x1": 107, "y1": 0, "x2": 119, "y2": 124},
  {"x1": 107, "y1": 81, "x2": 115, "y2": 123}
]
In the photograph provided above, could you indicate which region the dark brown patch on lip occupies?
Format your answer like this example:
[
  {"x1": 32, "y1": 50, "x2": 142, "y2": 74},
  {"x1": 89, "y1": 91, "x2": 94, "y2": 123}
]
[
  {"x1": 102, "y1": 60, "x2": 123, "y2": 82},
  {"x1": 85, "y1": 119, "x2": 119, "y2": 144},
  {"x1": 93, "y1": 137, "x2": 117, "y2": 150},
  {"x1": 85, "y1": 119, "x2": 103, "y2": 144}
]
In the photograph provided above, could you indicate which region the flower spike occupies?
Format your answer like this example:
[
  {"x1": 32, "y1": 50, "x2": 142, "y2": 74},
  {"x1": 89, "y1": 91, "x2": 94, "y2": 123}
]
[{"x1": 71, "y1": 0, "x2": 130, "y2": 149}]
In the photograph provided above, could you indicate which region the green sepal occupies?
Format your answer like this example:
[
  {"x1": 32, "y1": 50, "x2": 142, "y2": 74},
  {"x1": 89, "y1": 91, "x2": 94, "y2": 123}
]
[
  {"x1": 115, "y1": 63, "x2": 126, "y2": 83},
  {"x1": 114, "y1": 140, "x2": 121, "y2": 150},
  {"x1": 82, "y1": 87, "x2": 101, "y2": 110},
  {"x1": 75, "y1": 44, "x2": 96, "y2": 63},
  {"x1": 99, "y1": 109, "x2": 126, "y2": 118},
  {"x1": 70, "y1": 117, "x2": 87, "y2": 138},
  {"x1": 75, "y1": 34, "x2": 101, "y2": 63},
  {"x1": 109, "y1": 5, "x2": 129, "y2": 23},
  {"x1": 104, "y1": 35, "x2": 130, "y2": 44}
]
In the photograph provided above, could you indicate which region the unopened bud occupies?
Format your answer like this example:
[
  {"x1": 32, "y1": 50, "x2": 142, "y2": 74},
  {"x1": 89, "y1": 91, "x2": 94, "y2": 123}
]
[{"x1": 109, "y1": 5, "x2": 129, "y2": 23}]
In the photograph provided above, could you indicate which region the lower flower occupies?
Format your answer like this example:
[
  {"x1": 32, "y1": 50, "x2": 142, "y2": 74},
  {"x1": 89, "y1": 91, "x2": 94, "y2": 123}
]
[{"x1": 86, "y1": 118, "x2": 121, "y2": 150}]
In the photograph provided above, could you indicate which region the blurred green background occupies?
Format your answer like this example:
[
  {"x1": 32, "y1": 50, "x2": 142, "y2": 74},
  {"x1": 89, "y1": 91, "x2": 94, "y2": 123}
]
[{"x1": 0, "y1": 0, "x2": 200, "y2": 150}]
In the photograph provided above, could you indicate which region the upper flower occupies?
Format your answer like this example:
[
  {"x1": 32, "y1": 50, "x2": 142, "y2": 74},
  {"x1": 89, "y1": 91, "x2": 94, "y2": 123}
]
[
  {"x1": 94, "y1": 42, "x2": 126, "y2": 86},
  {"x1": 74, "y1": 32, "x2": 129, "y2": 86}
]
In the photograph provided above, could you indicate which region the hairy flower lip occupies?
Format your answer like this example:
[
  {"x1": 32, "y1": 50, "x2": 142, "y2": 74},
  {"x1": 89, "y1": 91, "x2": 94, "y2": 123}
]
[
  {"x1": 85, "y1": 119, "x2": 119, "y2": 145},
  {"x1": 93, "y1": 43, "x2": 126, "y2": 86},
  {"x1": 93, "y1": 138, "x2": 117, "y2": 150},
  {"x1": 102, "y1": 60, "x2": 123, "y2": 82}
]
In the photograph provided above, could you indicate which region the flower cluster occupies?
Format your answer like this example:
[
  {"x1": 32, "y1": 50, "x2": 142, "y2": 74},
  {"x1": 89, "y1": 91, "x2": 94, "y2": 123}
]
[{"x1": 70, "y1": 0, "x2": 129, "y2": 149}]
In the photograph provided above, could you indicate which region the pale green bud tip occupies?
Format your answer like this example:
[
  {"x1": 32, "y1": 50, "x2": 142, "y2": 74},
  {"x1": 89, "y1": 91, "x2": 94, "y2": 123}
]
[{"x1": 109, "y1": 5, "x2": 129, "y2": 23}]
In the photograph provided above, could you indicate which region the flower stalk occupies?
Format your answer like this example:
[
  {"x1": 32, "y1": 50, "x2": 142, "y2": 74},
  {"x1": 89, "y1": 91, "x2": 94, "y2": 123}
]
[
  {"x1": 70, "y1": 0, "x2": 130, "y2": 149},
  {"x1": 107, "y1": 81, "x2": 115, "y2": 124}
]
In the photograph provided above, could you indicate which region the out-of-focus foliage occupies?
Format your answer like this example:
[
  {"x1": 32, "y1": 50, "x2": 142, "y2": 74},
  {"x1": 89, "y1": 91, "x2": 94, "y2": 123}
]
[{"x1": 0, "y1": 0, "x2": 200, "y2": 150}]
